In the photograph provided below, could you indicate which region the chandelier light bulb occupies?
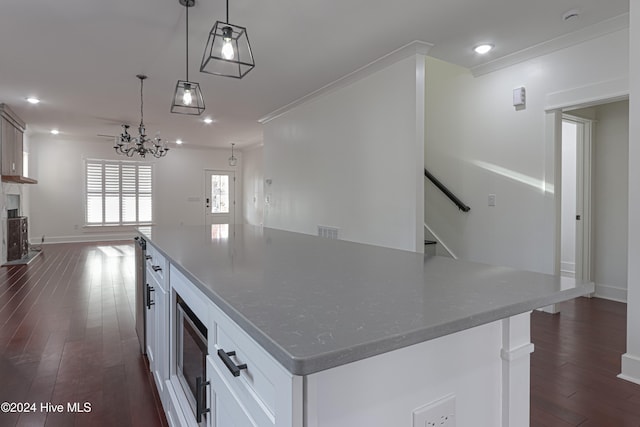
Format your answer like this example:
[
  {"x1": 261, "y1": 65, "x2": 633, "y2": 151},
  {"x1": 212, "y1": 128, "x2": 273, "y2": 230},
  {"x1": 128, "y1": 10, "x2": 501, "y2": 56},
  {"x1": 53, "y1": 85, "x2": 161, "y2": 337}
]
[{"x1": 221, "y1": 27, "x2": 235, "y2": 60}]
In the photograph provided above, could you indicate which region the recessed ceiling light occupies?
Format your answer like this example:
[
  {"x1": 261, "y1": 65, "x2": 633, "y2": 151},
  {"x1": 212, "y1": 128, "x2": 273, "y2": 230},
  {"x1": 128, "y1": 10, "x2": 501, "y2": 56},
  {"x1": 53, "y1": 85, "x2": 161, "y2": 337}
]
[
  {"x1": 26, "y1": 97, "x2": 40, "y2": 104},
  {"x1": 50, "y1": 129, "x2": 59, "y2": 135},
  {"x1": 473, "y1": 44, "x2": 494, "y2": 55},
  {"x1": 203, "y1": 117, "x2": 213, "y2": 124},
  {"x1": 176, "y1": 139, "x2": 183, "y2": 145}
]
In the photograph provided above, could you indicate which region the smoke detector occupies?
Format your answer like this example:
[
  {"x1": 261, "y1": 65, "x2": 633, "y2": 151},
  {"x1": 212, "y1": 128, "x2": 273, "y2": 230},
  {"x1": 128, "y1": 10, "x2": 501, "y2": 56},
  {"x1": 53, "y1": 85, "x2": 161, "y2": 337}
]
[{"x1": 562, "y1": 9, "x2": 580, "y2": 22}]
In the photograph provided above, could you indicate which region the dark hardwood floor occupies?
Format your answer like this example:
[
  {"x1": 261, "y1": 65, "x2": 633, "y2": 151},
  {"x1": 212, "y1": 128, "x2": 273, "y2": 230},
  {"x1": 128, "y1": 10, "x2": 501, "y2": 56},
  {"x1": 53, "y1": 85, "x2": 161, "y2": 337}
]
[
  {"x1": 0, "y1": 242, "x2": 166, "y2": 427},
  {"x1": 531, "y1": 297, "x2": 640, "y2": 426},
  {"x1": 1, "y1": 242, "x2": 639, "y2": 426}
]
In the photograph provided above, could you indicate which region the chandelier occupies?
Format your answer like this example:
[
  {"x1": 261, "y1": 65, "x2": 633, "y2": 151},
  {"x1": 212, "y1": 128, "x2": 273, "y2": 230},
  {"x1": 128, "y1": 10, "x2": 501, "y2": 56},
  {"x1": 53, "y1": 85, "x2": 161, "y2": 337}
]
[{"x1": 114, "y1": 74, "x2": 169, "y2": 158}]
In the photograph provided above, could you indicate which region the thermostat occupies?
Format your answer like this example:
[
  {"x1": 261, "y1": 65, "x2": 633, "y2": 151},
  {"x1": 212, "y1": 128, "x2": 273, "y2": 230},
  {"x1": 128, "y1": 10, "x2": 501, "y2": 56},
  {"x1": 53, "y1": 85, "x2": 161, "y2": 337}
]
[{"x1": 513, "y1": 87, "x2": 526, "y2": 107}]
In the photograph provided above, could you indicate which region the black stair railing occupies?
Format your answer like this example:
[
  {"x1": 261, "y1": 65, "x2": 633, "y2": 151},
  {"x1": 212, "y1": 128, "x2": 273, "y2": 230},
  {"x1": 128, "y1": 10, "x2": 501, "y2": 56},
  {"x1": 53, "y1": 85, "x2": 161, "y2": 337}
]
[{"x1": 424, "y1": 168, "x2": 470, "y2": 212}]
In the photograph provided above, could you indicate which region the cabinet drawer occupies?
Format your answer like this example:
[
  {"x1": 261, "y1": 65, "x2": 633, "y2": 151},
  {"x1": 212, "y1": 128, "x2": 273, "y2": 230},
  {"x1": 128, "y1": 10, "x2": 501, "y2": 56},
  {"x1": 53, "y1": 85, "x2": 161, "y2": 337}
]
[
  {"x1": 146, "y1": 244, "x2": 167, "y2": 289},
  {"x1": 208, "y1": 304, "x2": 298, "y2": 427}
]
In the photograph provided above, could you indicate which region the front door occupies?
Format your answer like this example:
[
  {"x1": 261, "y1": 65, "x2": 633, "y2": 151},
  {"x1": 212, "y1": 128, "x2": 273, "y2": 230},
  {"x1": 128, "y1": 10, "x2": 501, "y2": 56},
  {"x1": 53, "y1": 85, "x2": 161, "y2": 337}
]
[{"x1": 204, "y1": 170, "x2": 235, "y2": 224}]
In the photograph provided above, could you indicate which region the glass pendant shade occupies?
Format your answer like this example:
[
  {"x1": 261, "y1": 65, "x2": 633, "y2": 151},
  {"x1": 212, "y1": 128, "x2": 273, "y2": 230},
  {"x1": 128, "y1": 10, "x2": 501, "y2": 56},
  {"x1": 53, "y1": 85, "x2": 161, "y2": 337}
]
[
  {"x1": 200, "y1": 21, "x2": 255, "y2": 79},
  {"x1": 171, "y1": 80, "x2": 205, "y2": 115}
]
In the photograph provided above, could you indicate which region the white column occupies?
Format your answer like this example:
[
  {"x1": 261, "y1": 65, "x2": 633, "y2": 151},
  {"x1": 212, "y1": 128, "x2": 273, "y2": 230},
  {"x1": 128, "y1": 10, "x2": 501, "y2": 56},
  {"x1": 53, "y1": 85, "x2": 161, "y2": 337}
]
[{"x1": 501, "y1": 312, "x2": 534, "y2": 427}]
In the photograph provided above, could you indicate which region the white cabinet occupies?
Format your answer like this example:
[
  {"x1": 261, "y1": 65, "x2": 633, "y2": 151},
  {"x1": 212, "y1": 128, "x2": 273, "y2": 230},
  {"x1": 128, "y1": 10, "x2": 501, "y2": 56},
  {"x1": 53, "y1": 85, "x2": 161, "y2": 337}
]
[
  {"x1": 164, "y1": 266, "x2": 301, "y2": 427},
  {"x1": 207, "y1": 302, "x2": 301, "y2": 427},
  {"x1": 145, "y1": 275, "x2": 157, "y2": 369},
  {"x1": 0, "y1": 104, "x2": 25, "y2": 177},
  {"x1": 145, "y1": 243, "x2": 169, "y2": 406},
  {"x1": 207, "y1": 357, "x2": 254, "y2": 427}
]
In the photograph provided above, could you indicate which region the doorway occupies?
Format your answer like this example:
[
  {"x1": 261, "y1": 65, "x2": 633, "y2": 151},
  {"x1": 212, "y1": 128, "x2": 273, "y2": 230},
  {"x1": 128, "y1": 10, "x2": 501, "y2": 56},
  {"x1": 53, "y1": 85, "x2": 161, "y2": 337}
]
[
  {"x1": 560, "y1": 115, "x2": 592, "y2": 282},
  {"x1": 204, "y1": 170, "x2": 236, "y2": 225}
]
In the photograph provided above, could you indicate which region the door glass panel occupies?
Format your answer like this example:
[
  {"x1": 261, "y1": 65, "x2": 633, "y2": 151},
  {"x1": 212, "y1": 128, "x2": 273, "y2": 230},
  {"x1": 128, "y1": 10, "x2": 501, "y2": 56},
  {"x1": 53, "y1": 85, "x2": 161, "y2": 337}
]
[{"x1": 211, "y1": 175, "x2": 229, "y2": 214}]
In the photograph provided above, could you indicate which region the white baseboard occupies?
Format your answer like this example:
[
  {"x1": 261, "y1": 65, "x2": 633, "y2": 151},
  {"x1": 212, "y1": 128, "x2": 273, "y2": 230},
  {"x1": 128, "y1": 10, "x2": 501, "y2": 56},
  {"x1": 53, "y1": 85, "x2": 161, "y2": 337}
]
[
  {"x1": 560, "y1": 261, "x2": 575, "y2": 276},
  {"x1": 31, "y1": 232, "x2": 136, "y2": 245},
  {"x1": 619, "y1": 353, "x2": 640, "y2": 385},
  {"x1": 594, "y1": 283, "x2": 627, "y2": 303}
]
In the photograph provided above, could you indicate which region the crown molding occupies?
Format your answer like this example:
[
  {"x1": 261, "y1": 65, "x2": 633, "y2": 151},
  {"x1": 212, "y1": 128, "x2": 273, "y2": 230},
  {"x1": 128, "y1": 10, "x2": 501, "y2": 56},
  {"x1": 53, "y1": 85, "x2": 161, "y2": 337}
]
[
  {"x1": 259, "y1": 40, "x2": 433, "y2": 124},
  {"x1": 471, "y1": 13, "x2": 629, "y2": 77}
]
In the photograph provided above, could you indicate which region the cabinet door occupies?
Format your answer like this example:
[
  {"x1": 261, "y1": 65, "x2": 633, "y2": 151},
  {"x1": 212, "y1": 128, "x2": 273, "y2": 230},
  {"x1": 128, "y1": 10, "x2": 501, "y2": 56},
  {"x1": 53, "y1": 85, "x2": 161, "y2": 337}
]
[
  {"x1": 207, "y1": 357, "x2": 255, "y2": 427},
  {"x1": 13, "y1": 127, "x2": 23, "y2": 177},
  {"x1": 153, "y1": 285, "x2": 168, "y2": 404},
  {"x1": 1, "y1": 117, "x2": 15, "y2": 175},
  {"x1": 145, "y1": 279, "x2": 157, "y2": 372}
]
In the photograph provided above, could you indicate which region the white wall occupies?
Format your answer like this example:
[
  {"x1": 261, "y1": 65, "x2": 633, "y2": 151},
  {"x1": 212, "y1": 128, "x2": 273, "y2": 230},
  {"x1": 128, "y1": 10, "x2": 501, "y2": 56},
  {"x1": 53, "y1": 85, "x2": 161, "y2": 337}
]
[
  {"x1": 622, "y1": 1, "x2": 640, "y2": 385},
  {"x1": 592, "y1": 101, "x2": 629, "y2": 301},
  {"x1": 263, "y1": 54, "x2": 424, "y2": 252},
  {"x1": 242, "y1": 144, "x2": 264, "y2": 225},
  {"x1": 424, "y1": 27, "x2": 629, "y2": 274},
  {"x1": 27, "y1": 136, "x2": 242, "y2": 243}
]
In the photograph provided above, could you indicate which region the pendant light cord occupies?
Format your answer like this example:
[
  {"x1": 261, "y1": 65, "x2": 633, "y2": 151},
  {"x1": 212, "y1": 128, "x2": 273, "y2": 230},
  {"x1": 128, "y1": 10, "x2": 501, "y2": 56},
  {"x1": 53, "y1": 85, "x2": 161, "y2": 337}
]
[
  {"x1": 226, "y1": 0, "x2": 229, "y2": 23},
  {"x1": 185, "y1": 1, "x2": 189, "y2": 81}
]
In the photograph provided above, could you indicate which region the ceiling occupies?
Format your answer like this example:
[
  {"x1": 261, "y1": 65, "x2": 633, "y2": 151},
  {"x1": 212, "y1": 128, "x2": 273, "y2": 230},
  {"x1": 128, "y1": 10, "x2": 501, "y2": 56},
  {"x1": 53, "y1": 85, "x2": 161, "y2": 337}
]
[{"x1": 0, "y1": 0, "x2": 629, "y2": 150}]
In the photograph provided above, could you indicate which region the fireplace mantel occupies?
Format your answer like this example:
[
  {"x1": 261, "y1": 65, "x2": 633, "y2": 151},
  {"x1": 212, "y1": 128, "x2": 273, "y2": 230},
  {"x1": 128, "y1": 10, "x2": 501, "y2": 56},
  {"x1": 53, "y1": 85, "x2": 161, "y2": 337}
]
[{"x1": 1, "y1": 175, "x2": 38, "y2": 184}]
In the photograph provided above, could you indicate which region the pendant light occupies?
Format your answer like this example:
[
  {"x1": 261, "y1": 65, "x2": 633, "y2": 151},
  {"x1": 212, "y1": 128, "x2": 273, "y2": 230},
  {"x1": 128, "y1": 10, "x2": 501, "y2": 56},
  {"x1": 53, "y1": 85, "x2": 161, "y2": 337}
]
[
  {"x1": 171, "y1": 0, "x2": 205, "y2": 115},
  {"x1": 200, "y1": 0, "x2": 255, "y2": 79},
  {"x1": 228, "y1": 143, "x2": 238, "y2": 166}
]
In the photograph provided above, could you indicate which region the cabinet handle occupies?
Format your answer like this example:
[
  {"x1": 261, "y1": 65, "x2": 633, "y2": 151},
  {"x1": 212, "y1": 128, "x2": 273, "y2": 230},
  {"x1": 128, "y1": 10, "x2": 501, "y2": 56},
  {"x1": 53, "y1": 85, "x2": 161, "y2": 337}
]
[
  {"x1": 146, "y1": 284, "x2": 155, "y2": 309},
  {"x1": 217, "y1": 349, "x2": 247, "y2": 377},
  {"x1": 195, "y1": 376, "x2": 210, "y2": 423},
  {"x1": 152, "y1": 265, "x2": 162, "y2": 272},
  {"x1": 145, "y1": 255, "x2": 152, "y2": 260}
]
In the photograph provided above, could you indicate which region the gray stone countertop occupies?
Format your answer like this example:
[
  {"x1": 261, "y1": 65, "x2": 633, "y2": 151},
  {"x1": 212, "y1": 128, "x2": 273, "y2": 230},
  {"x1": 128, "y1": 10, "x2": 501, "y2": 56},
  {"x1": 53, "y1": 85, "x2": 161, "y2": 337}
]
[{"x1": 138, "y1": 224, "x2": 593, "y2": 376}]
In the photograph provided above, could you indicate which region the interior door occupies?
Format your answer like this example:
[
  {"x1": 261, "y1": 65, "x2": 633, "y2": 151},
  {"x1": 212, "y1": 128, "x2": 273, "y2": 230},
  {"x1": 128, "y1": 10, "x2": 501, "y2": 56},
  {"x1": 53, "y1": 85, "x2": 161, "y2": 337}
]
[{"x1": 205, "y1": 170, "x2": 235, "y2": 225}]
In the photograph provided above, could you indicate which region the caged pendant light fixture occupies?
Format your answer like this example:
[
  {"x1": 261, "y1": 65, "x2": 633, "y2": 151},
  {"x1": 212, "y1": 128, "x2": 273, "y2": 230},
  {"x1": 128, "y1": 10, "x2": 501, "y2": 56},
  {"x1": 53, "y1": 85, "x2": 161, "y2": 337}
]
[
  {"x1": 228, "y1": 143, "x2": 238, "y2": 166},
  {"x1": 200, "y1": 0, "x2": 255, "y2": 79},
  {"x1": 171, "y1": 0, "x2": 206, "y2": 115}
]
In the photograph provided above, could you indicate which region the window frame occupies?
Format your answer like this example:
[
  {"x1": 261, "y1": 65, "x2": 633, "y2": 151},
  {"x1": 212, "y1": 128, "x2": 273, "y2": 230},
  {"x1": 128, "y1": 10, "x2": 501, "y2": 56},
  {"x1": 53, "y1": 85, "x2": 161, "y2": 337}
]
[{"x1": 84, "y1": 159, "x2": 153, "y2": 227}]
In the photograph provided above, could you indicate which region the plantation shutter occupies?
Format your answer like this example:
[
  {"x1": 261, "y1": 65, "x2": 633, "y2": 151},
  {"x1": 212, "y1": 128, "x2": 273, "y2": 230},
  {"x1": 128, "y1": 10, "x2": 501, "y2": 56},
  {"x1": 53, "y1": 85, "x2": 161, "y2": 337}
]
[{"x1": 85, "y1": 160, "x2": 153, "y2": 225}]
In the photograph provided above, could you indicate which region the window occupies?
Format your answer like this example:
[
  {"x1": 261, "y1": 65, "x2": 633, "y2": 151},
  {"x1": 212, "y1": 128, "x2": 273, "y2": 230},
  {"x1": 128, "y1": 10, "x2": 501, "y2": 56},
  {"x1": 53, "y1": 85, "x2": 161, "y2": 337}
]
[{"x1": 85, "y1": 159, "x2": 153, "y2": 225}]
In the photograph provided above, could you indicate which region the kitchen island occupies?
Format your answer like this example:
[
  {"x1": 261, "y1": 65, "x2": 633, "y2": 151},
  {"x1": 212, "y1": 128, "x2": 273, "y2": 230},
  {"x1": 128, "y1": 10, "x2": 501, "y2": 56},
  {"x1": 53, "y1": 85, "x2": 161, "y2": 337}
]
[{"x1": 138, "y1": 224, "x2": 593, "y2": 427}]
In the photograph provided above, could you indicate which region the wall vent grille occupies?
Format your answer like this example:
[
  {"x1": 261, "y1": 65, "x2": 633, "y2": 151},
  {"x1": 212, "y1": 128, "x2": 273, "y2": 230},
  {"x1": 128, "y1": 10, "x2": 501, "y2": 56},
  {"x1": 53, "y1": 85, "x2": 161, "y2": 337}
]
[{"x1": 318, "y1": 225, "x2": 339, "y2": 239}]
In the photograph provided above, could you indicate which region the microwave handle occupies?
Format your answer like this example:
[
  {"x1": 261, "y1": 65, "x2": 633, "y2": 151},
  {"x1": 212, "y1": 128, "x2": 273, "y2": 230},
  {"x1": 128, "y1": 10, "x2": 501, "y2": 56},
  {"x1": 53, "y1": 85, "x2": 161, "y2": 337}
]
[{"x1": 196, "y1": 376, "x2": 210, "y2": 423}]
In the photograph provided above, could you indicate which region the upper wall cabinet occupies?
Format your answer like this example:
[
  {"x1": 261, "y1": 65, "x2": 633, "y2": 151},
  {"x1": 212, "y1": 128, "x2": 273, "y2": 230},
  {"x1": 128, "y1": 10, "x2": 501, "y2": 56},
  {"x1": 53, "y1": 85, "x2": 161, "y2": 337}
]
[{"x1": 0, "y1": 104, "x2": 36, "y2": 184}]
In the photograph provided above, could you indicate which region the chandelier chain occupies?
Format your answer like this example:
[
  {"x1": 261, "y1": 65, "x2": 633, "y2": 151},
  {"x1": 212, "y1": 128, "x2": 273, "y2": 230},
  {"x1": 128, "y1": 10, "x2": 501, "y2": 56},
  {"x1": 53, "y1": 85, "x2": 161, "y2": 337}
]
[{"x1": 139, "y1": 76, "x2": 144, "y2": 128}]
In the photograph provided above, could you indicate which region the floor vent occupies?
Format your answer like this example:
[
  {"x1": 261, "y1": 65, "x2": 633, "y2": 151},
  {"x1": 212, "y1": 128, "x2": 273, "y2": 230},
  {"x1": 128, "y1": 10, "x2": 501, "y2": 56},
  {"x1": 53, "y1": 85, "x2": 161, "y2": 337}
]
[{"x1": 318, "y1": 225, "x2": 339, "y2": 239}]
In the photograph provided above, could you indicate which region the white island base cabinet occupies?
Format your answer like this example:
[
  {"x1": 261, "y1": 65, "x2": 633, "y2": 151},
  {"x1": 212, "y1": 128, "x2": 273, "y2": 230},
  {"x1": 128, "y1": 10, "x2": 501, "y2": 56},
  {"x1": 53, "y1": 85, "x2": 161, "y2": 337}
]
[
  {"x1": 303, "y1": 312, "x2": 532, "y2": 427},
  {"x1": 162, "y1": 262, "x2": 533, "y2": 427}
]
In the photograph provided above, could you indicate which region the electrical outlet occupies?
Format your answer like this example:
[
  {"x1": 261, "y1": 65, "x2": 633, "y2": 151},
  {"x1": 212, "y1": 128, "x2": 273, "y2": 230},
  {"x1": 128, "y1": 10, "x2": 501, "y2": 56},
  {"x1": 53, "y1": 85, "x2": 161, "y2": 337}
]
[{"x1": 413, "y1": 394, "x2": 456, "y2": 427}]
